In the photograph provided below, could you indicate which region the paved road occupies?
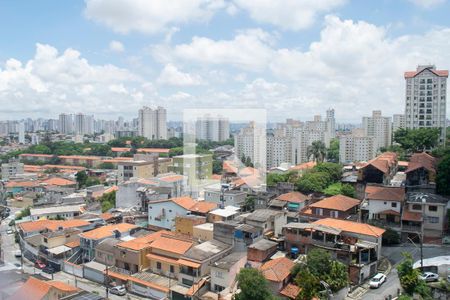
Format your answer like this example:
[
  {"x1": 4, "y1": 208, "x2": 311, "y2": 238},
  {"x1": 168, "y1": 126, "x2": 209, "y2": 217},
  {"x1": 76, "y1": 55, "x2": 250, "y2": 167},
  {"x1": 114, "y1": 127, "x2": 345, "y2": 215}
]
[{"x1": 361, "y1": 244, "x2": 450, "y2": 300}]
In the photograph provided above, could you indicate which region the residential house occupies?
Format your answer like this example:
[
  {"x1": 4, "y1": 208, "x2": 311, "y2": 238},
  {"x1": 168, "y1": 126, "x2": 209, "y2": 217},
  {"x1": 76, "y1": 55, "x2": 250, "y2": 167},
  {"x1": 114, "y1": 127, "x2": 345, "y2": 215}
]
[
  {"x1": 175, "y1": 215, "x2": 206, "y2": 236},
  {"x1": 79, "y1": 223, "x2": 138, "y2": 262},
  {"x1": 358, "y1": 152, "x2": 398, "y2": 185},
  {"x1": 401, "y1": 192, "x2": 448, "y2": 239},
  {"x1": 203, "y1": 188, "x2": 247, "y2": 208},
  {"x1": 300, "y1": 195, "x2": 361, "y2": 221},
  {"x1": 94, "y1": 238, "x2": 119, "y2": 266},
  {"x1": 193, "y1": 223, "x2": 214, "y2": 241},
  {"x1": 260, "y1": 257, "x2": 295, "y2": 295},
  {"x1": 247, "y1": 239, "x2": 278, "y2": 263},
  {"x1": 148, "y1": 197, "x2": 197, "y2": 230},
  {"x1": 210, "y1": 252, "x2": 247, "y2": 293},
  {"x1": 275, "y1": 191, "x2": 309, "y2": 212},
  {"x1": 283, "y1": 218, "x2": 385, "y2": 284},
  {"x1": 8, "y1": 277, "x2": 79, "y2": 300},
  {"x1": 405, "y1": 152, "x2": 437, "y2": 186},
  {"x1": 360, "y1": 185, "x2": 405, "y2": 229},
  {"x1": 30, "y1": 204, "x2": 85, "y2": 221},
  {"x1": 245, "y1": 209, "x2": 288, "y2": 238},
  {"x1": 17, "y1": 219, "x2": 92, "y2": 238},
  {"x1": 208, "y1": 206, "x2": 241, "y2": 223}
]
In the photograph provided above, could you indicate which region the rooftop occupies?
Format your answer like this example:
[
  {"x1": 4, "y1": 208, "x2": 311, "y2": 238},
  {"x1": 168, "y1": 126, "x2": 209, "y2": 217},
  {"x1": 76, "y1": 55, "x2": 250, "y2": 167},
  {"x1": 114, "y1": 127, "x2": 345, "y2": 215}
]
[
  {"x1": 95, "y1": 238, "x2": 120, "y2": 252},
  {"x1": 246, "y1": 209, "x2": 283, "y2": 222},
  {"x1": 248, "y1": 239, "x2": 278, "y2": 251},
  {"x1": 260, "y1": 257, "x2": 294, "y2": 282},
  {"x1": 30, "y1": 204, "x2": 84, "y2": 216},
  {"x1": 308, "y1": 194, "x2": 360, "y2": 211},
  {"x1": 149, "y1": 234, "x2": 193, "y2": 255},
  {"x1": 407, "y1": 192, "x2": 448, "y2": 204},
  {"x1": 365, "y1": 185, "x2": 405, "y2": 202},
  {"x1": 212, "y1": 251, "x2": 246, "y2": 270},
  {"x1": 79, "y1": 223, "x2": 138, "y2": 240},
  {"x1": 182, "y1": 239, "x2": 231, "y2": 262},
  {"x1": 276, "y1": 191, "x2": 308, "y2": 203},
  {"x1": 313, "y1": 218, "x2": 385, "y2": 238},
  {"x1": 209, "y1": 206, "x2": 241, "y2": 218}
]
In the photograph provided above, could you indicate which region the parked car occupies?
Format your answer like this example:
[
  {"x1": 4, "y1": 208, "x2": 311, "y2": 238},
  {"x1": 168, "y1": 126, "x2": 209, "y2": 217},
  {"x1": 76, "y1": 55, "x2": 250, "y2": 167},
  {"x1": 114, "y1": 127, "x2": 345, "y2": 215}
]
[
  {"x1": 34, "y1": 260, "x2": 46, "y2": 269},
  {"x1": 42, "y1": 266, "x2": 55, "y2": 274},
  {"x1": 6, "y1": 229, "x2": 13, "y2": 235},
  {"x1": 109, "y1": 285, "x2": 127, "y2": 296},
  {"x1": 369, "y1": 273, "x2": 386, "y2": 288},
  {"x1": 14, "y1": 250, "x2": 22, "y2": 258},
  {"x1": 419, "y1": 272, "x2": 439, "y2": 282},
  {"x1": 447, "y1": 274, "x2": 450, "y2": 283}
]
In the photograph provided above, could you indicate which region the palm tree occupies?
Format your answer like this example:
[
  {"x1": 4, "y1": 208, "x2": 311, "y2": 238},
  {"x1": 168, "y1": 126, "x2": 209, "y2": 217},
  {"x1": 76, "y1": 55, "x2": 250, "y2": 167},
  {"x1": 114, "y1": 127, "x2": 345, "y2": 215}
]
[{"x1": 307, "y1": 141, "x2": 326, "y2": 162}]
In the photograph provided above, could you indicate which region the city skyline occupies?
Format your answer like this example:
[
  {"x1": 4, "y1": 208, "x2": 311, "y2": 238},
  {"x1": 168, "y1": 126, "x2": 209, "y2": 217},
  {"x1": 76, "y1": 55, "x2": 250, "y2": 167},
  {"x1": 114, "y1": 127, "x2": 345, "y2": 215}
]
[{"x1": 0, "y1": 1, "x2": 450, "y2": 122}]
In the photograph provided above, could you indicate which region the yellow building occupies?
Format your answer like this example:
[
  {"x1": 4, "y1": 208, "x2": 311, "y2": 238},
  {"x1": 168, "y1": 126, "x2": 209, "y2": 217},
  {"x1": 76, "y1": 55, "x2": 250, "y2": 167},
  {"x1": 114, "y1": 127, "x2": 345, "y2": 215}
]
[{"x1": 175, "y1": 215, "x2": 206, "y2": 236}]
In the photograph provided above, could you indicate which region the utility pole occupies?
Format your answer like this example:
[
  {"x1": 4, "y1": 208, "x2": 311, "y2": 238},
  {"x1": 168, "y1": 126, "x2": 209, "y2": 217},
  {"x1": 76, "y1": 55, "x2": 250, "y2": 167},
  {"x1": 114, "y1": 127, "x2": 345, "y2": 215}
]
[{"x1": 105, "y1": 265, "x2": 109, "y2": 299}]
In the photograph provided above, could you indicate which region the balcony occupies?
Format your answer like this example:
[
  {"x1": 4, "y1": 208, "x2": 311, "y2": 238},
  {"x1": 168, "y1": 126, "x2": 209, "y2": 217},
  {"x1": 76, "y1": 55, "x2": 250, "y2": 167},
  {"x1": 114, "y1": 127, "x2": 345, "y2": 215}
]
[{"x1": 401, "y1": 224, "x2": 422, "y2": 233}]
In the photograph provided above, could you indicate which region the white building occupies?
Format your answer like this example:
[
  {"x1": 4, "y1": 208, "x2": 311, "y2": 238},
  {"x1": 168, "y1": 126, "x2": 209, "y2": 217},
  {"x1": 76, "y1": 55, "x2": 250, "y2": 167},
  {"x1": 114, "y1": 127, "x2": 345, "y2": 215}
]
[
  {"x1": 362, "y1": 110, "x2": 392, "y2": 151},
  {"x1": 404, "y1": 65, "x2": 448, "y2": 144},
  {"x1": 18, "y1": 122, "x2": 25, "y2": 144},
  {"x1": 195, "y1": 115, "x2": 229, "y2": 142},
  {"x1": 1, "y1": 159, "x2": 24, "y2": 180},
  {"x1": 234, "y1": 122, "x2": 266, "y2": 168},
  {"x1": 58, "y1": 113, "x2": 73, "y2": 134},
  {"x1": 392, "y1": 114, "x2": 405, "y2": 133},
  {"x1": 138, "y1": 106, "x2": 167, "y2": 140},
  {"x1": 74, "y1": 113, "x2": 94, "y2": 136},
  {"x1": 339, "y1": 135, "x2": 376, "y2": 163}
]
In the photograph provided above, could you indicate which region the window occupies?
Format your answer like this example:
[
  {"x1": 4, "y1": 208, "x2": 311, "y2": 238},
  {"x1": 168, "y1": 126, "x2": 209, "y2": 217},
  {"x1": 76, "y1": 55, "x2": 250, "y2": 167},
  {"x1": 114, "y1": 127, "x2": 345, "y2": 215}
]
[
  {"x1": 170, "y1": 265, "x2": 175, "y2": 273},
  {"x1": 412, "y1": 204, "x2": 421, "y2": 210},
  {"x1": 215, "y1": 271, "x2": 224, "y2": 279},
  {"x1": 428, "y1": 205, "x2": 437, "y2": 212},
  {"x1": 391, "y1": 202, "x2": 397, "y2": 208},
  {"x1": 157, "y1": 262, "x2": 162, "y2": 270},
  {"x1": 329, "y1": 211, "x2": 338, "y2": 218},
  {"x1": 427, "y1": 216, "x2": 439, "y2": 223}
]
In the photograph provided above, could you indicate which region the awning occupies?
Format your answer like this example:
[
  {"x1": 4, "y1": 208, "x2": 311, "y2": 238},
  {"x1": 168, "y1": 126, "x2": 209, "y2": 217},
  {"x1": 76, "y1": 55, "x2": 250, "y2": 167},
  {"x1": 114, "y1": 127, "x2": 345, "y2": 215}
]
[
  {"x1": 177, "y1": 259, "x2": 201, "y2": 269},
  {"x1": 355, "y1": 240, "x2": 377, "y2": 249},
  {"x1": 146, "y1": 253, "x2": 179, "y2": 264}
]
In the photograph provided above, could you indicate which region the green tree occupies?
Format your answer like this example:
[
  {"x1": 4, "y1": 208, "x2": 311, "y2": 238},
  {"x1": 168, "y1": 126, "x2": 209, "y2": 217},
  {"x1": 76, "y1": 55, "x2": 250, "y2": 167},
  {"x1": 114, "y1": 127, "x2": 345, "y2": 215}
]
[
  {"x1": 86, "y1": 177, "x2": 101, "y2": 187},
  {"x1": 394, "y1": 128, "x2": 440, "y2": 153},
  {"x1": 307, "y1": 141, "x2": 326, "y2": 162},
  {"x1": 326, "y1": 261, "x2": 349, "y2": 291},
  {"x1": 326, "y1": 138, "x2": 340, "y2": 162},
  {"x1": 397, "y1": 252, "x2": 431, "y2": 297},
  {"x1": 212, "y1": 160, "x2": 223, "y2": 174},
  {"x1": 245, "y1": 156, "x2": 253, "y2": 167},
  {"x1": 382, "y1": 228, "x2": 400, "y2": 245},
  {"x1": 235, "y1": 268, "x2": 274, "y2": 300},
  {"x1": 98, "y1": 162, "x2": 115, "y2": 169},
  {"x1": 313, "y1": 162, "x2": 342, "y2": 182},
  {"x1": 296, "y1": 172, "x2": 331, "y2": 193},
  {"x1": 436, "y1": 153, "x2": 450, "y2": 195},
  {"x1": 295, "y1": 267, "x2": 321, "y2": 300},
  {"x1": 75, "y1": 171, "x2": 88, "y2": 187},
  {"x1": 243, "y1": 196, "x2": 255, "y2": 212}
]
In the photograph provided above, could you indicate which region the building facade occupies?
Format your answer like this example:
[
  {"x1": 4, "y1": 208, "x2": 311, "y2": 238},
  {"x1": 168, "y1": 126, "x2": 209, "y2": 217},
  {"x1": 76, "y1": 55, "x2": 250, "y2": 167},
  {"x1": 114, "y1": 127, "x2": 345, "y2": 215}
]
[
  {"x1": 138, "y1": 106, "x2": 167, "y2": 140},
  {"x1": 362, "y1": 110, "x2": 392, "y2": 151}
]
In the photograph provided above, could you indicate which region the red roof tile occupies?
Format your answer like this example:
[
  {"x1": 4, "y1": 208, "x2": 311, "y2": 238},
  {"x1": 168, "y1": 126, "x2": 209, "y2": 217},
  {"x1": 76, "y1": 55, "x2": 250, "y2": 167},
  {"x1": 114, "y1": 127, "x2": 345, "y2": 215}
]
[
  {"x1": 309, "y1": 195, "x2": 360, "y2": 212},
  {"x1": 260, "y1": 257, "x2": 294, "y2": 282}
]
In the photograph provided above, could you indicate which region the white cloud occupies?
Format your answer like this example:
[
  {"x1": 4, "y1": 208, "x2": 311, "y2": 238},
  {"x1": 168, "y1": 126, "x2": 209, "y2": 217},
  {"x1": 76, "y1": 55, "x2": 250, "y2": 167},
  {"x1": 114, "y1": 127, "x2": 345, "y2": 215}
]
[
  {"x1": 233, "y1": 0, "x2": 347, "y2": 30},
  {"x1": 84, "y1": 0, "x2": 225, "y2": 34},
  {"x1": 152, "y1": 29, "x2": 274, "y2": 71},
  {"x1": 109, "y1": 40, "x2": 125, "y2": 52},
  {"x1": 157, "y1": 64, "x2": 204, "y2": 86},
  {"x1": 408, "y1": 0, "x2": 446, "y2": 8},
  {"x1": 0, "y1": 43, "x2": 147, "y2": 118}
]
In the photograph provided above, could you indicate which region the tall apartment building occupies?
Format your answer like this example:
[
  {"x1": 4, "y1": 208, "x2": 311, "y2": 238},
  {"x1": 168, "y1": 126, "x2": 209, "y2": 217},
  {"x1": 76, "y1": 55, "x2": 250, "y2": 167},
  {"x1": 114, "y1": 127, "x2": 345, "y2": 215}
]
[
  {"x1": 74, "y1": 113, "x2": 94, "y2": 136},
  {"x1": 339, "y1": 135, "x2": 376, "y2": 163},
  {"x1": 392, "y1": 114, "x2": 405, "y2": 133},
  {"x1": 138, "y1": 106, "x2": 167, "y2": 140},
  {"x1": 404, "y1": 65, "x2": 448, "y2": 144},
  {"x1": 234, "y1": 122, "x2": 266, "y2": 168},
  {"x1": 362, "y1": 110, "x2": 392, "y2": 151},
  {"x1": 58, "y1": 113, "x2": 73, "y2": 134},
  {"x1": 195, "y1": 115, "x2": 230, "y2": 142},
  {"x1": 18, "y1": 122, "x2": 25, "y2": 144},
  {"x1": 1, "y1": 159, "x2": 24, "y2": 180}
]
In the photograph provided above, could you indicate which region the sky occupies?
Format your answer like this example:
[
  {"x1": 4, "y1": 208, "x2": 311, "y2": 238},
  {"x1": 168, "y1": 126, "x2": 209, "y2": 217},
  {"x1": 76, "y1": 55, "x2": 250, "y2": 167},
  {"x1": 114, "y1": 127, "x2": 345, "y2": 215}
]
[{"x1": 0, "y1": 0, "x2": 450, "y2": 122}]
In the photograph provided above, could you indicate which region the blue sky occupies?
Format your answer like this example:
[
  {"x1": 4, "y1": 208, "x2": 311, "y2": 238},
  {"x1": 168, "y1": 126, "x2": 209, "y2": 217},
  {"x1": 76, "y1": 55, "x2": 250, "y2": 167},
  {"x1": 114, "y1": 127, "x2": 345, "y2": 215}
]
[{"x1": 1, "y1": 0, "x2": 449, "y2": 122}]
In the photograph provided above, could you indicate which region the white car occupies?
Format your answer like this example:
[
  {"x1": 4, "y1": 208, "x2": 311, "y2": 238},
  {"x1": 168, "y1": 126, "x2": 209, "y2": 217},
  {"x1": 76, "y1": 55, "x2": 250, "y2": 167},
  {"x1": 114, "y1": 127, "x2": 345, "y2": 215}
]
[
  {"x1": 6, "y1": 229, "x2": 13, "y2": 235},
  {"x1": 369, "y1": 273, "x2": 386, "y2": 288},
  {"x1": 14, "y1": 250, "x2": 22, "y2": 258},
  {"x1": 419, "y1": 272, "x2": 439, "y2": 282},
  {"x1": 109, "y1": 285, "x2": 126, "y2": 296}
]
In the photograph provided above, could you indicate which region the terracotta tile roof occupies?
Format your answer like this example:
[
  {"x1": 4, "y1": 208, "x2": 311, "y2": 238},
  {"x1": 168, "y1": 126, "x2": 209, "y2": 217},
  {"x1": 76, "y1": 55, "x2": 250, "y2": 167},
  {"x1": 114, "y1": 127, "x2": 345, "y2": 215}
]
[
  {"x1": 277, "y1": 192, "x2": 308, "y2": 203},
  {"x1": 18, "y1": 219, "x2": 90, "y2": 233},
  {"x1": 41, "y1": 177, "x2": 76, "y2": 186},
  {"x1": 117, "y1": 230, "x2": 173, "y2": 251},
  {"x1": 146, "y1": 253, "x2": 180, "y2": 264},
  {"x1": 19, "y1": 153, "x2": 53, "y2": 158},
  {"x1": 178, "y1": 258, "x2": 201, "y2": 268},
  {"x1": 47, "y1": 281, "x2": 78, "y2": 292},
  {"x1": 223, "y1": 160, "x2": 238, "y2": 173},
  {"x1": 260, "y1": 257, "x2": 294, "y2": 282},
  {"x1": 398, "y1": 161, "x2": 409, "y2": 167},
  {"x1": 64, "y1": 240, "x2": 80, "y2": 248},
  {"x1": 171, "y1": 196, "x2": 197, "y2": 210},
  {"x1": 280, "y1": 283, "x2": 301, "y2": 299},
  {"x1": 365, "y1": 186, "x2": 405, "y2": 202},
  {"x1": 150, "y1": 235, "x2": 193, "y2": 255},
  {"x1": 309, "y1": 195, "x2": 360, "y2": 211},
  {"x1": 5, "y1": 180, "x2": 39, "y2": 188},
  {"x1": 79, "y1": 223, "x2": 137, "y2": 240},
  {"x1": 378, "y1": 209, "x2": 401, "y2": 216},
  {"x1": 289, "y1": 161, "x2": 317, "y2": 171},
  {"x1": 8, "y1": 277, "x2": 78, "y2": 300},
  {"x1": 158, "y1": 174, "x2": 184, "y2": 182},
  {"x1": 111, "y1": 147, "x2": 131, "y2": 152},
  {"x1": 189, "y1": 201, "x2": 217, "y2": 214},
  {"x1": 58, "y1": 155, "x2": 101, "y2": 160},
  {"x1": 314, "y1": 218, "x2": 385, "y2": 238},
  {"x1": 362, "y1": 152, "x2": 397, "y2": 174},
  {"x1": 137, "y1": 148, "x2": 170, "y2": 153},
  {"x1": 211, "y1": 174, "x2": 222, "y2": 180},
  {"x1": 238, "y1": 167, "x2": 260, "y2": 177},
  {"x1": 404, "y1": 69, "x2": 448, "y2": 78},
  {"x1": 405, "y1": 152, "x2": 436, "y2": 174},
  {"x1": 232, "y1": 175, "x2": 262, "y2": 187},
  {"x1": 402, "y1": 209, "x2": 423, "y2": 222}
]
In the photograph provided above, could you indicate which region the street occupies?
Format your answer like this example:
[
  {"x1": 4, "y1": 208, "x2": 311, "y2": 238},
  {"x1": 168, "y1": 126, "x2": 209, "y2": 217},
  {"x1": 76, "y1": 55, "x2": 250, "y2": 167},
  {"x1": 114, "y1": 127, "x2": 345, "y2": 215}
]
[
  {"x1": 361, "y1": 244, "x2": 450, "y2": 300},
  {"x1": 0, "y1": 215, "x2": 144, "y2": 300}
]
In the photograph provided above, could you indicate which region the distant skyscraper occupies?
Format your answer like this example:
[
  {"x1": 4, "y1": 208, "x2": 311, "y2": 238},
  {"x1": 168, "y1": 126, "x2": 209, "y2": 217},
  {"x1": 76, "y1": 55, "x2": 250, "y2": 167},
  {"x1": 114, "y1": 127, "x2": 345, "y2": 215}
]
[
  {"x1": 392, "y1": 114, "x2": 405, "y2": 133},
  {"x1": 74, "y1": 113, "x2": 94, "y2": 136},
  {"x1": 59, "y1": 113, "x2": 73, "y2": 134},
  {"x1": 18, "y1": 121, "x2": 25, "y2": 144},
  {"x1": 195, "y1": 114, "x2": 230, "y2": 142},
  {"x1": 362, "y1": 110, "x2": 392, "y2": 151},
  {"x1": 138, "y1": 106, "x2": 167, "y2": 140},
  {"x1": 404, "y1": 65, "x2": 448, "y2": 144},
  {"x1": 234, "y1": 122, "x2": 266, "y2": 168},
  {"x1": 339, "y1": 135, "x2": 376, "y2": 163}
]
